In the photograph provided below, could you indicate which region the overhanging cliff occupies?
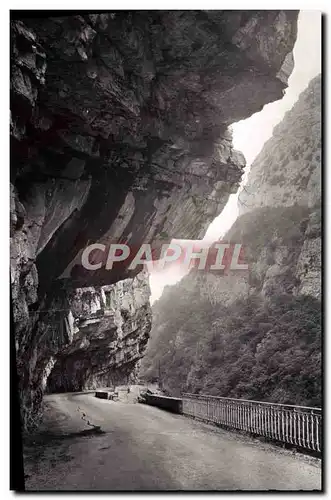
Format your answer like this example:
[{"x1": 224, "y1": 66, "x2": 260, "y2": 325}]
[{"x1": 10, "y1": 11, "x2": 298, "y2": 430}]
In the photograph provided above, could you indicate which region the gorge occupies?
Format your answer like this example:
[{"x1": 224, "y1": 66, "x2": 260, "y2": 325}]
[
  {"x1": 140, "y1": 74, "x2": 321, "y2": 407},
  {"x1": 10, "y1": 11, "x2": 300, "y2": 431}
]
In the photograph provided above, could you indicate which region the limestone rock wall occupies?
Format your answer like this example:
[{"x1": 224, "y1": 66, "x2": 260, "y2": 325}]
[
  {"x1": 233, "y1": 74, "x2": 321, "y2": 300},
  {"x1": 239, "y1": 75, "x2": 321, "y2": 212},
  {"x1": 46, "y1": 271, "x2": 151, "y2": 393}
]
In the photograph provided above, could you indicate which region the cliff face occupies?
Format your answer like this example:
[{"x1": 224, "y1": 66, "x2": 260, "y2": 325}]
[
  {"x1": 239, "y1": 75, "x2": 321, "y2": 212},
  {"x1": 231, "y1": 73, "x2": 321, "y2": 300},
  {"x1": 46, "y1": 271, "x2": 151, "y2": 394},
  {"x1": 141, "y1": 74, "x2": 321, "y2": 405},
  {"x1": 10, "y1": 11, "x2": 298, "y2": 430}
]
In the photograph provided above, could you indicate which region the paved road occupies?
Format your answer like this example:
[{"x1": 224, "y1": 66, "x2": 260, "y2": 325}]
[{"x1": 24, "y1": 393, "x2": 322, "y2": 491}]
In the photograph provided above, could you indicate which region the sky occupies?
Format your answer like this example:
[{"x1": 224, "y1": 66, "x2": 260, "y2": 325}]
[{"x1": 149, "y1": 10, "x2": 321, "y2": 304}]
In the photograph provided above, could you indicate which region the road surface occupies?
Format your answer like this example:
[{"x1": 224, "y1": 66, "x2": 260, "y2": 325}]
[{"x1": 24, "y1": 393, "x2": 322, "y2": 491}]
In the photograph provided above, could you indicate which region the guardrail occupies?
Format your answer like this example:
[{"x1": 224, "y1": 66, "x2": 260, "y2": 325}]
[
  {"x1": 141, "y1": 394, "x2": 183, "y2": 414},
  {"x1": 182, "y1": 393, "x2": 322, "y2": 453}
]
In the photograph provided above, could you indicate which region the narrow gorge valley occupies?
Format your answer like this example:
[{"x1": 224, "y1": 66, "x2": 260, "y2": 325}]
[
  {"x1": 11, "y1": 11, "x2": 304, "y2": 433},
  {"x1": 9, "y1": 10, "x2": 323, "y2": 493},
  {"x1": 141, "y1": 74, "x2": 321, "y2": 407}
]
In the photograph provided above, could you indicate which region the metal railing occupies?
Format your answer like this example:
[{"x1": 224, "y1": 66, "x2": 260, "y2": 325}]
[{"x1": 182, "y1": 393, "x2": 322, "y2": 453}]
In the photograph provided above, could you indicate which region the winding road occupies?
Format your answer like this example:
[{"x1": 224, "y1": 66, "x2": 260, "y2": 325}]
[{"x1": 23, "y1": 392, "x2": 322, "y2": 491}]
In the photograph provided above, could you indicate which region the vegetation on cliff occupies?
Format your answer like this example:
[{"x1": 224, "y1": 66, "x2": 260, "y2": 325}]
[{"x1": 141, "y1": 290, "x2": 321, "y2": 407}]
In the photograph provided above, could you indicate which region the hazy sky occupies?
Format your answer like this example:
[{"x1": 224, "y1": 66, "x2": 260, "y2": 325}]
[{"x1": 150, "y1": 10, "x2": 321, "y2": 303}]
